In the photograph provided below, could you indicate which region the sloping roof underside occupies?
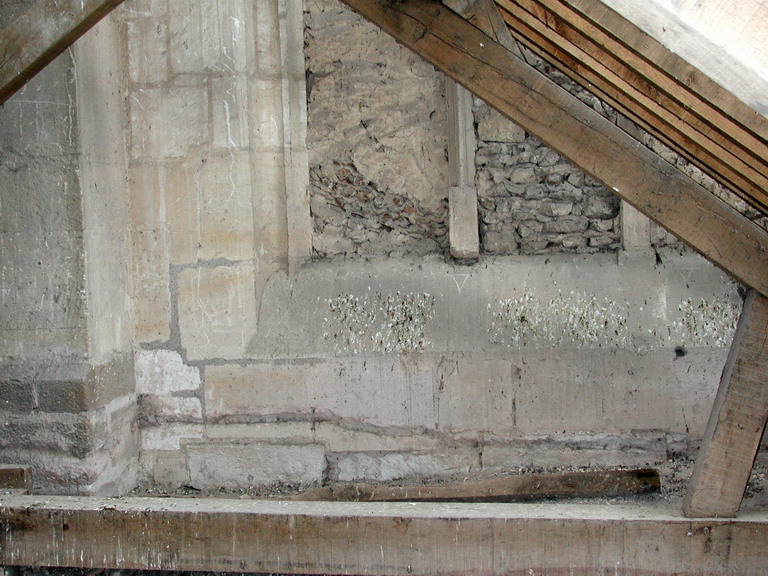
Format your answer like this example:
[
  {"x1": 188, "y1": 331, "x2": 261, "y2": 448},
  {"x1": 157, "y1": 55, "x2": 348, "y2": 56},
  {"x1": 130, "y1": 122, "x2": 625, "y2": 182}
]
[{"x1": 492, "y1": 0, "x2": 768, "y2": 216}]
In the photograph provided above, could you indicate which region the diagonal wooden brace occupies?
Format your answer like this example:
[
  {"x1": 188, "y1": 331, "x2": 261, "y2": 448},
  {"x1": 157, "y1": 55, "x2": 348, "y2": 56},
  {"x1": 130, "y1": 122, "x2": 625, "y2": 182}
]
[
  {"x1": 684, "y1": 289, "x2": 768, "y2": 517},
  {"x1": 0, "y1": 0, "x2": 126, "y2": 105}
]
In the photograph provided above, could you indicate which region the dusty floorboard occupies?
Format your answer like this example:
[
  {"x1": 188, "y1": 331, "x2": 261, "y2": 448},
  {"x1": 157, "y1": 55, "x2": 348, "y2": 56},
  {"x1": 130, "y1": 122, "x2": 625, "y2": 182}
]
[{"x1": 2, "y1": 496, "x2": 768, "y2": 575}]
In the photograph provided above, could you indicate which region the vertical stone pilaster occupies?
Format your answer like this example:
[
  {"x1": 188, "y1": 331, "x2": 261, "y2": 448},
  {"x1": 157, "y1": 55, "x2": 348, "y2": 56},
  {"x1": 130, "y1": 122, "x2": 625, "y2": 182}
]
[
  {"x1": 446, "y1": 80, "x2": 480, "y2": 259},
  {"x1": 279, "y1": 0, "x2": 313, "y2": 273}
]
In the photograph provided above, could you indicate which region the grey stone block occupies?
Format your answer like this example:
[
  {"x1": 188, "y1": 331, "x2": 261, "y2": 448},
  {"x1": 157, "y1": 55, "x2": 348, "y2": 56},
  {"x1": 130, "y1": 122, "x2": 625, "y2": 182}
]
[
  {"x1": 186, "y1": 442, "x2": 326, "y2": 489},
  {"x1": 0, "y1": 380, "x2": 34, "y2": 412}
]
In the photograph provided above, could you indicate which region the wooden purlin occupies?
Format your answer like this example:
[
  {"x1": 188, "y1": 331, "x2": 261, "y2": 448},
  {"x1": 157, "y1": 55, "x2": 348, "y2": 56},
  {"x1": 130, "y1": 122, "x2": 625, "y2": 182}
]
[
  {"x1": 341, "y1": 0, "x2": 768, "y2": 297},
  {"x1": 0, "y1": 0, "x2": 126, "y2": 105},
  {"x1": 493, "y1": 0, "x2": 768, "y2": 215}
]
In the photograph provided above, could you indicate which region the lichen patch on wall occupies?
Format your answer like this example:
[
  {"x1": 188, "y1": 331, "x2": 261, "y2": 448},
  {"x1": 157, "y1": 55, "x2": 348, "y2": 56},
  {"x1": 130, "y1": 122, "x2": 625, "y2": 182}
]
[
  {"x1": 488, "y1": 286, "x2": 630, "y2": 349},
  {"x1": 324, "y1": 291, "x2": 435, "y2": 354}
]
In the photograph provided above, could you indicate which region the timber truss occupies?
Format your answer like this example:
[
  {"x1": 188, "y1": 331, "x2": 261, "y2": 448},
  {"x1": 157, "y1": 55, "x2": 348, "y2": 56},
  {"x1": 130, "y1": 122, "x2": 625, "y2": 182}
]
[{"x1": 1, "y1": 0, "x2": 768, "y2": 573}]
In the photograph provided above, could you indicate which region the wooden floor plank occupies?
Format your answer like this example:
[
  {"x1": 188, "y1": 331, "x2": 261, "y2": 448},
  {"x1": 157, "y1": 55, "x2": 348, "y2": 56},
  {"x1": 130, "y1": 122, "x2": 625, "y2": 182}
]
[
  {"x1": 683, "y1": 290, "x2": 768, "y2": 518},
  {"x1": 2, "y1": 496, "x2": 768, "y2": 574}
]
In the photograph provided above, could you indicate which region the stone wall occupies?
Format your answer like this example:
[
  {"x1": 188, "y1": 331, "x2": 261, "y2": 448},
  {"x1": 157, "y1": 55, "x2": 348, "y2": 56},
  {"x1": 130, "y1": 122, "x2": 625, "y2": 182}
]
[
  {"x1": 0, "y1": 7, "x2": 136, "y2": 494},
  {"x1": 122, "y1": 0, "x2": 742, "y2": 493},
  {"x1": 475, "y1": 102, "x2": 621, "y2": 255},
  {"x1": 0, "y1": 0, "x2": 753, "y2": 495},
  {"x1": 305, "y1": 0, "x2": 449, "y2": 258}
]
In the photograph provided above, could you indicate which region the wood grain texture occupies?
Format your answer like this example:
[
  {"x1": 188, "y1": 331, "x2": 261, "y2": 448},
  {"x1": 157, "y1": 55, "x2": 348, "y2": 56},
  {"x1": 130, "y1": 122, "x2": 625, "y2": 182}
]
[
  {"x1": 683, "y1": 290, "x2": 768, "y2": 518},
  {"x1": 341, "y1": 0, "x2": 768, "y2": 296},
  {"x1": 494, "y1": 0, "x2": 768, "y2": 214},
  {"x1": 2, "y1": 496, "x2": 768, "y2": 574},
  {"x1": 493, "y1": 0, "x2": 768, "y2": 214},
  {"x1": 0, "y1": 0, "x2": 126, "y2": 105}
]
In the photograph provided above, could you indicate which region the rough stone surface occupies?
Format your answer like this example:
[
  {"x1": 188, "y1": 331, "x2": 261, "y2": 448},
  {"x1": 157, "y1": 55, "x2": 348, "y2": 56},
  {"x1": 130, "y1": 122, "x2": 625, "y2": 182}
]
[
  {"x1": 0, "y1": 49, "x2": 88, "y2": 359},
  {"x1": 334, "y1": 449, "x2": 478, "y2": 482},
  {"x1": 141, "y1": 424, "x2": 204, "y2": 451},
  {"x1": 480, "y1": 433, "x2": 669, "y2": 471},
  {"x1": 305, "y1": 0, "x2": 449, "y2": 258},
  {"x1": 186, "y1": 442, "x2": 326, "y2": 488},
  {"x1": 139, "y1": 395, "x2": 203, "y2": 423},
  {"x1": 3, "y1": 0, "x2": 761, "y2": 496},
  {"x1": 474, "y1": 100, "x2": 621, "y2": 255},
  {"x1": 206, "y1": 359, "x2": 434, "y2": 429}
]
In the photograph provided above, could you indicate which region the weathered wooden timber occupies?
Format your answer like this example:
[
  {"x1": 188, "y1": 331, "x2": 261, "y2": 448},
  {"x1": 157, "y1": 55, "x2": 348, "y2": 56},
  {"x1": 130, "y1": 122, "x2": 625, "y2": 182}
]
[
  {"x1": 295, "y1": 468, "x2": 660, "y2": 502},
  {"x1": 493, "y1": 0, "x2": 768, "y2": 213},
  {"x1": 1, "y1": 496, "x2": 768, "y2": 574},
  {"x1": 684, "y1": 290, "x2": 768, "y2": 518}
]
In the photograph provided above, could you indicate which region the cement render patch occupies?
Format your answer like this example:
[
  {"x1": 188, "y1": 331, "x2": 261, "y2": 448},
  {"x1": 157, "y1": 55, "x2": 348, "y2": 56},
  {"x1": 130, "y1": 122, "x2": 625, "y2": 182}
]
[{"x1": 135, "y1": 350, "x2": 201, "y2": 395}]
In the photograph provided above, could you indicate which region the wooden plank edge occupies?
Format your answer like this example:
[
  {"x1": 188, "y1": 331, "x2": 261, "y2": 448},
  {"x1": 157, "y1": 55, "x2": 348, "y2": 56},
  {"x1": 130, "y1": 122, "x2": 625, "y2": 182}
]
[
  {"x1": 520, "y1": 0, "x2": 768, "y2": 160},
  {"x1": 2, "y1": 496, "x2": 768, "y2": 574},
  {"x1": 293, "y1": 468, "x2": 660, "y2": 502},
  {"x1": 563, "y1": 0, "x2": 768, "y2": 143},
  {"x1": 684, "y1": 290, "x2": 768, "y2": 518}
]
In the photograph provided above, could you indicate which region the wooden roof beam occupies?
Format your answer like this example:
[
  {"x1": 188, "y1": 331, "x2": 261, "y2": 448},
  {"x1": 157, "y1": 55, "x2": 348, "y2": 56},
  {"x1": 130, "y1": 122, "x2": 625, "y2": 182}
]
[
  {"x1": 493, "y1": 0, "x2": 768, "y2": 214},
  {"x1": 339, "y1": 0, "x2": 768, "y2": 297},
  {"x1": 0, "y1": 0, "x2": 126, "y2": 105}
]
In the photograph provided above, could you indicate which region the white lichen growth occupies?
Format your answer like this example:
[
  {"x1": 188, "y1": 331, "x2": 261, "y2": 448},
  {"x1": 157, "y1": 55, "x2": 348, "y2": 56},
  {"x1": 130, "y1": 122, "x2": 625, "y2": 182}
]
[
  {"x1": 324, "y1": 291, "x2": 435, "y2": 354},
  {"x1": 323, "y1": 294, "x2": 375, "y2": 354},
  {"x1": 489, "y1": 285, "x2": 629, "y2": 348},
  {"x1": 669, "y1": 298, "x2": 740, "y2": 347}
]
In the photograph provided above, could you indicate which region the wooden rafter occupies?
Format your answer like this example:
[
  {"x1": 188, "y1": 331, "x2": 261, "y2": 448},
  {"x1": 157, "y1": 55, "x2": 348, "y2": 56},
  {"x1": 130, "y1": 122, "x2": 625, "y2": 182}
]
[
  {"x1": 494, "y1": 0, "x2": 768, "y2": 215},
  {"x1": 339, "y1": 0, "x2": 768, "y2": 298},
  {"x1": 0, "y1": 0, "x2": 126, "y2": 105}
]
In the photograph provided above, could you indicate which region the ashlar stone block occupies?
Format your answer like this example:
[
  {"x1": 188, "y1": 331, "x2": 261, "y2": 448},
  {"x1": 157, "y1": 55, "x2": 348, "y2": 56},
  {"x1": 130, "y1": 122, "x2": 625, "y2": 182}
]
[
  {"x1": 178, "y1": 263, "x2": 257, "y2": 361},
  {"x1": 169, "y1": 0, "x2": 249, "y2": 75},
  {"x1": 436, "y1": 355, "x2": 518, "y2": 433},
  {"x1": 195, "y1": 149, "x2": 255, "y2": 261},
  {"x1": 126, "y1": 17, "x2": 168, "y2": 85},
  {"x1": 477, "y1": 108, "x2": 526, "y2": 143},
  {"x1": 205, "y1": 363, "x2": 310, "y2": 418},
  {"x1": 163, "y1": 160, "x2": 199, "y2": 265},
  {"x1": 130, "y1": 86, "x2": 208, "y2": 159},
  {"x1": 129, "y1": 162, "x2": 165, "y2": 231},
  {"x1": 131, "y1": 229, "x2": 171, "y2": 343},
  {"x1": 212, "y1": 76, "x2": 250, "y2": 149},
  {"x1": 336, "y1": 449, "x2": 477, "y2": 482}
]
